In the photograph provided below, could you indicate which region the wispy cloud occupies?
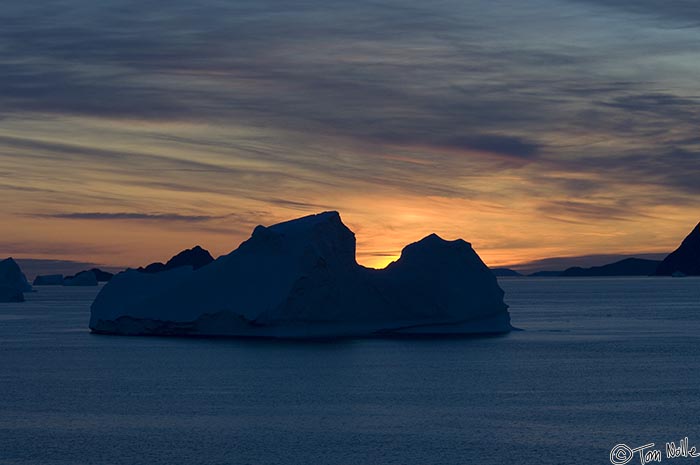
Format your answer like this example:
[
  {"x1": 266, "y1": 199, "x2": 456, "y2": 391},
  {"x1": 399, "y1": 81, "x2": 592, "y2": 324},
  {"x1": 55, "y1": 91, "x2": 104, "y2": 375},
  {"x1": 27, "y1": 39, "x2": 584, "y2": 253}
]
[
  {"x1": 439, "y1": 135, "x2": 541, "y2": 159},
  {"x1": 36, "y1": 212, "x2": 225, "y2": 222},
  {"x1": 537, "y1": 200, "x2": 653, "y2": 223},
  {"x1": 569, "y1": 0, "x2": 700, "y2": 25}
]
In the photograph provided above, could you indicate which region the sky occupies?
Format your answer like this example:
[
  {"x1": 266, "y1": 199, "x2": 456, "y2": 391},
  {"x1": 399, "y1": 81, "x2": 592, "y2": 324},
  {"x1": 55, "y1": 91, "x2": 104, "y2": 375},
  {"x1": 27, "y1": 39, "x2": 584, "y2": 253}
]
[{"x1": 1, "y1": 0, "x2": 699, "y2": 271}]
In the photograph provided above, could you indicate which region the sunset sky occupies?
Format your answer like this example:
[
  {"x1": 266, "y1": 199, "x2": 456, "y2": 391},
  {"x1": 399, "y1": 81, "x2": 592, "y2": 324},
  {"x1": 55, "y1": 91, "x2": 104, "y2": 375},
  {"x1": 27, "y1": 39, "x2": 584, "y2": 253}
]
[{"x1": 2, "y1": 0, "x2": 699, "y2": 271}]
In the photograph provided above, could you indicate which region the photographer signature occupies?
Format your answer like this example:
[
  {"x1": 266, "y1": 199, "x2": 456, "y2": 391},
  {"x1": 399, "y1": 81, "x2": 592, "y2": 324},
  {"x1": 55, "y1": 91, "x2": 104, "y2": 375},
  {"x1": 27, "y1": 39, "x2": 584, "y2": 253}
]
[{"x1": 610, "y1": 437, "x2": 700, "y2": 464}]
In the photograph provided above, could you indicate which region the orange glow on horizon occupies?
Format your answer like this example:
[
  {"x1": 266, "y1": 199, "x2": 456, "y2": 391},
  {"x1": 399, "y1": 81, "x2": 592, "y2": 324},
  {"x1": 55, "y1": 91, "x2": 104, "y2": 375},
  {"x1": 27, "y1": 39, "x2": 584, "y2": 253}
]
[{"x1": 2, "y1": 117, "x2": 699, "y2": 275}]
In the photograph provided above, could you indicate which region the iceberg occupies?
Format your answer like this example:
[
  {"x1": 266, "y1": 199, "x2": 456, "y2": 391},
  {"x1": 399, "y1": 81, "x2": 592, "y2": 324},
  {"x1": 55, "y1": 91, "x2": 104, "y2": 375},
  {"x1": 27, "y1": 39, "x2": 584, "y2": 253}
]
[
  {"x1": 64, "y1": 270, "x2": 98, "y2": 286},
  {"x1": 138, "y1": 246, "x2": 214, "y2": 274},
  {"x1": 0, "y1": 258, "x2": 32, "y2": 302},
  {"x1": 90, "y1": 268, "x2": 114, "y2": 282},
  {"x1": 33, "y1": 274, "x2": 64, "y2": 286},
  {"x1": 90, "y1": 212, "x2": 511, "y2": 338}
]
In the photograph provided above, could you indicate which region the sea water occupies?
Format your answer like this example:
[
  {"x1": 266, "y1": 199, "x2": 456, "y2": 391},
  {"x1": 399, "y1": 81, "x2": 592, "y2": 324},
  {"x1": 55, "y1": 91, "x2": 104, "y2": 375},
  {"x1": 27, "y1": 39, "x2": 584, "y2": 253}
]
[{"x1": 0, "y1": 277, "x2": 699, "y2": 465}]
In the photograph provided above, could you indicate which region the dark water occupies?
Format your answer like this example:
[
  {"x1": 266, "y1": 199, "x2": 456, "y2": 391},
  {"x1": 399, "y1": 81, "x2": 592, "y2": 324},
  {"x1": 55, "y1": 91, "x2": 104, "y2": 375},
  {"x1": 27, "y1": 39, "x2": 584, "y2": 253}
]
[{"x1": 1, "y1": 277, "x2": 699, "y2": 465}]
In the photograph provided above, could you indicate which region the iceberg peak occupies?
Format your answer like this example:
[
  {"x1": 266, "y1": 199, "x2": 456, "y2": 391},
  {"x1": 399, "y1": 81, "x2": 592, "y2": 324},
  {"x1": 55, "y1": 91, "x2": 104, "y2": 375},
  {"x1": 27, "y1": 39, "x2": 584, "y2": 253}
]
[
  {"x1": 138, "y1": 245, "x2": 214, "y2": 274},
  {"x1": 245, "y1": 211, "x2": 356, "y2": 268},
  {"x1": 268, "y1": 210, "x2": 342, "y2": 231}
]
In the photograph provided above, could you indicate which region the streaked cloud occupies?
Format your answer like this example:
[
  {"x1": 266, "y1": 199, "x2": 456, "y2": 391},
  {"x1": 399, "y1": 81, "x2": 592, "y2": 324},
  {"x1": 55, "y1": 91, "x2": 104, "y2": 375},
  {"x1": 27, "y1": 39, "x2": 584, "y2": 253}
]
[{"x1": 35, "y1": 212, "x2": 226, "y2": 222}]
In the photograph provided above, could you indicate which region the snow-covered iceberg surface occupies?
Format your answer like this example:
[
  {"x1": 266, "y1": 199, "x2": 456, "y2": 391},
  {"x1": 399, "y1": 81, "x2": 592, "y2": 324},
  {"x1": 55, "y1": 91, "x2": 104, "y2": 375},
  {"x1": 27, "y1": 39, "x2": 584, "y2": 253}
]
[
  {"x1": 0, "y1": 258, "x2": 32, "y2": 302},
  {"x1": 90, "y1": 212, "x2": 512, "y2": 338}
]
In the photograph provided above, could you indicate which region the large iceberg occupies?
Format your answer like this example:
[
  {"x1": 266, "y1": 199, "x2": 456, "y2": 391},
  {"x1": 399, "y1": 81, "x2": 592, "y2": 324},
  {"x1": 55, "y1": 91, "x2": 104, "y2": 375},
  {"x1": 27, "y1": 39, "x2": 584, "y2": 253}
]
[
  {"x1": 90, "y1": 212, "x2": 511, "y2": 338},
  {"x1": 0, "y1": 258, "x2": 32, "y2": 302}
]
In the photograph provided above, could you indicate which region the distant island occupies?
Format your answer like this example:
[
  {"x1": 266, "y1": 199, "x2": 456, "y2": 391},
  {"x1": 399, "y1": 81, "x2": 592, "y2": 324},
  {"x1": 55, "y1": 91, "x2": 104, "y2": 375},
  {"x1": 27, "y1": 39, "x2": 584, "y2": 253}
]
[
  {"x1": 90, "y1": 212, "x2": 512, "y2": 338},
  {"x1": 560, "y1": 258, "x2": 661, "y2": 277},
  {"x1": 492, "y1": 258, "x2": 661, "y2": 277},
  {"x1": 537, "y1": 222, "x2": 699, "y2": 277}
]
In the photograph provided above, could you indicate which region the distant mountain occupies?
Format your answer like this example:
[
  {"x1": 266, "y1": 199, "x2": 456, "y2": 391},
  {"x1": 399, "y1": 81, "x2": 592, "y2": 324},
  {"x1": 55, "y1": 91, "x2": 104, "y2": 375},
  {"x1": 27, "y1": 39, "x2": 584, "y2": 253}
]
[
  {"x1": 560, "y1": 258, "x2": 661, "y2": 277},
  {"x1": 528, "y1": 270, "x2": 562, "y2": 277},
  {"x1": 138, "y1": 245, "x2": 214, "y2": 274},
  {"x1": 656, "y1": 222, "x2": 700, "y2": 276},
  {"x1": 491, "y1": 268, "x2": 522, "y2": 277},
  {"x1": 512, "y1": 252, "x2": 667, "y2": 276}
]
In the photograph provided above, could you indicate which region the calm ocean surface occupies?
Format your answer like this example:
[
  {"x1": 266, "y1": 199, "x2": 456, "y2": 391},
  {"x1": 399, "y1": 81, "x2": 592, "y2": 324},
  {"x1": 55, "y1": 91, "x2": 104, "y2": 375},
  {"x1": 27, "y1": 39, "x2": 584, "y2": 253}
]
[{"x1": 1, "y1": 277, "x2": 699, "y2": 465}]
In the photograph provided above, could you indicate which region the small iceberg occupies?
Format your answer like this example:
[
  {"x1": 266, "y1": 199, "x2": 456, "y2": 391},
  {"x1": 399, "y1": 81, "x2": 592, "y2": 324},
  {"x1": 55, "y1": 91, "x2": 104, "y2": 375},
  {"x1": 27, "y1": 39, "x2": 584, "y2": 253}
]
[
  {"x1": 34, "y1": 274, "x2": 64, "y2": 286},
  {"x1": 137, "y1": 246, "x2": 214, "y2": 274},
  {"x1": 63, "y1": 270, "x2": 98, "y2": 286},
  {"x1": 0, "y1": 258, "x2": 32, "y2": 302}
]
